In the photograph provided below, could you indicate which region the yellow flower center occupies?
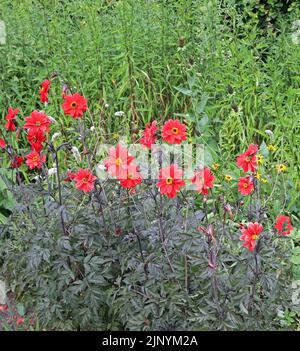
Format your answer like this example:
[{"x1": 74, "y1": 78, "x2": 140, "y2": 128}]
[
  {"x1": 166, "y1": 177, "x2": 173, "y2": 185},
  {"x1": 82, "y1": 177, "x2": 88, "y2": 183},
  {"x1": 32, "y1": 156, "x2": 38, "y2": 162},
  {"x1": 252, "y1": 235, "x2": 258, "y2": 240},
  {"x1": 71, "y1": 101, "x2": 77, "y2": 108},
  {"x1": 245, "y1": 156, "x2": 251, "y2": 162},
  {"x1": 172, "y1": 127, "x2": 178, "y2": 134},
  {"x1": 276, "y1": 164, "x2": 287, "y2": 173},
  {"x1": 35, "y1": 121, "x2": 41, "y2": 126},
  {"x1": 243, "y1": 183, "x2": 248, "y2": 188},
  {"x1": 255, "y1": 172, "x2": 261, "y2": 180},
  {"x1": 267, "y1": 145, "x2": 277, "y2": 152},
  {"x1": 115, "y1": 158, "x2": 121, "y2": 166},
  {"x1": 257, "y1": 154, "x2": 263, "y2": 164}
]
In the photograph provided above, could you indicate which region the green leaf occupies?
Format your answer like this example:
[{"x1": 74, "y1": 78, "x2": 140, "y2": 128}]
[
  {"x1": 197, "y1": 114, "x2": 210, "y2": 130},
  {"x1": 174, "y1": 86, "x2": 193, "y2": 96},
  {"x1": 291, "y1": 247, "x2": 300, "y2": 265},
  {"x1": 16, "y1": 303, "x2": 26, "y2": 317},
  {"x1": 196, "y1": 93, "x2": 209, "y2": 114},
  {"x1": 291, "y1": 256, "x2": 300, "y2": 265},
  {"x1": 259, "y1": 141, "x2": 269, "y2": 157},
  {"x1": 0, "y1": 212, "x2": 8, "y2": 224}
]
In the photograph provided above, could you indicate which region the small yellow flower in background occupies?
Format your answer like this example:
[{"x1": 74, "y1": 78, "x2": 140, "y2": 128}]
[
  {"x1": 225, "y1": 175, "x2": 233, "y2": 181},
  {"x1": 188, "y1": 137, "x2": 193, "y2": 143},
  {"x1": 212, "y1": 163, "x2": 220, "y2": 171},
  {"x1": 261, "y1": 178, "x2": 268, "y2": 183},
  {"x1": 256, "y1": 154, "x2": 264, "y2": 164},
  {"x1": 276, "y1": 164, "x2": 287, "y2": 173},
  {"x1": 267, "y1": 144, "x2": 277, "y2": 152},
  {"x1": 254, "y1": 171, "x2": 262, "y2": 180},
  {"x1": 113, "y1": 133, "x2": 119, "y2": 139}
]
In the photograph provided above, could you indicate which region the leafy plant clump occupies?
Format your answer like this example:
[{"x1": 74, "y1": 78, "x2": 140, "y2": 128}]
[{"x1": 0, "y1": 77, "x2": 298, "y2": 330}]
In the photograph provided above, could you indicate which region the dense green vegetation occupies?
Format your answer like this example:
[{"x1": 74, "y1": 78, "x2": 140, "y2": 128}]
[{"x1": 0, "y1": 1, "x2": 299, "y2": 166}]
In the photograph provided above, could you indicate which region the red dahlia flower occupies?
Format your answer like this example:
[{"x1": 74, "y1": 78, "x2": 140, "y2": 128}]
[
  {"x1": 140, "y1": 120, "x2": 157, "y2": 149},
  {"x1": 119, "y1": 163, "x2": 142, "y2": 189},
  {"x1": 236, "y1": 144, "x2": 258, "y2": 173},
  {"x1": 104, "y1": 144, "x2": 134, "y2": 179},
  {"x1": 240, "y1": 222, "x2": 263, "y2": 251},
  {"x1": 238, "y1": 176, "x2": 254, "y2": 195},
  {"x1": 274, "y1": 215, "x2": 293, "y2": 236},
  {"x1": 115, "y1": 226, "x2": 122, "y2": 236},
  {"x1": 191, "y1": 167, "x2": 215, "y2": 195},
  {"x1": 5, "y1": 107, "x2": 19, "y2": 131},
  {"x1": 64, "y1": 170, "x2": 76, "y2": 182},
  {"x1": 157, "y1": 164, "x2": 185, "y2": 198},
  {"x1": 24, "y1": 110, "x2": 50, "y2": 134},
  {"x1": 16, "y1": 317, "x2": 25, "y2": 326},
  {"x1": 62, "y1": 93, "x2": 88, "y2": 118},
  {"x1": 27, "y1": 129, "x2": 46, "y2": 153},
  {"x1": 161, "y1": 119, "x2": 187, "y2": 144},
  {"x1": 0, "y1": 304, "x2": 9, "y2": 312},
  {"x1": 39, "y1": 79, "x2": 51, "y2": 103},
  {"x1": 11, "y1": 156, "x2": 23, "y2": 168},
  {"x1": 74, "y1": 168, "x2": 97, "y2": 193},
  {"x1": 0, "y1": 138, "x2": 6, "y2": 148},
  {"x1": 25, "y1": 151, "x2": 46, "y2": 170}
]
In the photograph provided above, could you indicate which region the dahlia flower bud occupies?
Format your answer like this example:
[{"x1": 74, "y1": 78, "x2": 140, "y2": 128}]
[
  {"x1": 48, "y1": 116, "x2": 57, "y2": 124},
  {"x1": 62, "y1": 83, "x2": 68, "y2": 94},
  {"x1": 71, "y1": 146, "x2": 81, "y2": 162}
]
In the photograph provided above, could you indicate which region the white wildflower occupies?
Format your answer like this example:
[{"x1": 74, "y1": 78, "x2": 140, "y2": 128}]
[
  {"x1": 51, "y1": 132, "x2": 61, "y2": 142},
  {"x1": 114, "y1": 111, "x2": 124, "y2": 117},
  {"x1": 97, "y1": 164, "x2": 106, "y2": 171},
  {"x1": 48, "y1": 167, "x2": 57, "y2": 177},
  {"x1": 265, "y1": 130, "x2": 274, "y2": 137}
]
